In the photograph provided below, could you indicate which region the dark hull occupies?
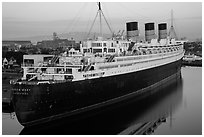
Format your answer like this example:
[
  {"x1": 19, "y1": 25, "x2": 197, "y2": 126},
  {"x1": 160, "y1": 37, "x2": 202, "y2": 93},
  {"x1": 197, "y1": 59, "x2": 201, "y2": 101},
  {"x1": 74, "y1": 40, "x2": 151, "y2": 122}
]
[{"x1": 12, "y1": 59, "x2": 182, "y2": 127}]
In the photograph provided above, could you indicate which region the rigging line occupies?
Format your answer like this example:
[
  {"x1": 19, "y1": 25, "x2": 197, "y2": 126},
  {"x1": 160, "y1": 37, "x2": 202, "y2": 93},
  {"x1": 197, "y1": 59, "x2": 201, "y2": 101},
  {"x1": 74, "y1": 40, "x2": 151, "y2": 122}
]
[
  {"x1": 62, "y1": 3, "x2": 87, "y2": 34},
  {"x1": 102, "y1": 3, "x2": 114, "y2": 32},
  {"x1": 169, "y1": 9, "x2": 178, "y2": 39},
  {"x1": 87, "y1": 11, "x2": 99, "y2": 39},
  {"x1": 69, "y1": 3, "x2": 88, "y2": 33},
  {"x1": 101, "y1": 11, "x2": 113, "y2": 35},
  {"x1": 83, "y1": 3, "x2": 95, "y2": 40},
  {"x1": 99, "y1": 8, "x2": 102, "y2": 37},
  {"x1": 173, "y1": 19, "x2": 179, "y2": 38}
]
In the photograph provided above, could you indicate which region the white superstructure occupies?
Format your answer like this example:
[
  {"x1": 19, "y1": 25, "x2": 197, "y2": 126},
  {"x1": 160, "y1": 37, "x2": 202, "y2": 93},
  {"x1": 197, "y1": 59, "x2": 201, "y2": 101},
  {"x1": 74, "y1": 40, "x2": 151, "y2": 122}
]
[
  {"x1": 18, "y1": 37, "x2": 184, "y2": 84},
  {"x1": 81, "y1": 37, "x2": 130, "y2": 56}
]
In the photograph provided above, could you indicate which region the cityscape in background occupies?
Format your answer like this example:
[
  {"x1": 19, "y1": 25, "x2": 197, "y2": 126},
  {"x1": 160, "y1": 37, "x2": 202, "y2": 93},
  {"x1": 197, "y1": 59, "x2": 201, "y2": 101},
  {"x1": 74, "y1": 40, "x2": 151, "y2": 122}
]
[{"x1": 2, "y1": 31, "x2": 202, "y2": 71}]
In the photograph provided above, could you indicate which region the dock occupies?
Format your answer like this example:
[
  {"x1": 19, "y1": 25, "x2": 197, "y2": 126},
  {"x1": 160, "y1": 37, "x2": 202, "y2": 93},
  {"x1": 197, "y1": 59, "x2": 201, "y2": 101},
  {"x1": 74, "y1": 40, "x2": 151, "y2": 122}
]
[
  {"x1": 182, "y1": 55, "x2": 202, "y2": 67},
  {"x1": 119, "y1": 117, "x2": 166, "y2": 135}
]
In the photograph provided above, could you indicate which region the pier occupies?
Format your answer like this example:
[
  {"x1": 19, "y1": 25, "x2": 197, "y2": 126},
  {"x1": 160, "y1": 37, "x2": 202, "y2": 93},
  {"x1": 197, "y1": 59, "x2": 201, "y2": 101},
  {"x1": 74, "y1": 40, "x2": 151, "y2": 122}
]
[{"x1": 119, "y1": 118, "x2": 166, "y2": 135}]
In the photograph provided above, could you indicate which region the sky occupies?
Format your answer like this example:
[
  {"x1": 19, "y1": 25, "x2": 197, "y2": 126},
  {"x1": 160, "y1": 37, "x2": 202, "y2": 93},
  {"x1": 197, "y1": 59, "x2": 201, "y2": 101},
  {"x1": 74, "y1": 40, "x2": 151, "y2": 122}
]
[{"x1": 2, "y1": 2, "x2": 202, "y2": 41}]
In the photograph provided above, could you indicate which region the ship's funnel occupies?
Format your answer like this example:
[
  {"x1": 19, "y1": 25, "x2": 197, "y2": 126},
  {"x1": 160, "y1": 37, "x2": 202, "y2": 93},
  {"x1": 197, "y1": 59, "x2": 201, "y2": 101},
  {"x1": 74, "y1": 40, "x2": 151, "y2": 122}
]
[
  {"x1": 158, "y1": 23, "x2": 167, "y2": 40},
  {"x1": 126, "y1": 22, "x2": 139, "y2": 42},
  {"x1": 145, "y1": 23, "x2": 155, "y2": 42}
]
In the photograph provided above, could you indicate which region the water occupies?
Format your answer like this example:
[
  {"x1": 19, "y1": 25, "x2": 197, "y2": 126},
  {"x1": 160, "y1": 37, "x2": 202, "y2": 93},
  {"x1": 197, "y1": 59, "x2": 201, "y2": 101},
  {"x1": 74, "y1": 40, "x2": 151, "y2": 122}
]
[{"x1": 2, "y1": 67, "x2": 202, "y2": 135}]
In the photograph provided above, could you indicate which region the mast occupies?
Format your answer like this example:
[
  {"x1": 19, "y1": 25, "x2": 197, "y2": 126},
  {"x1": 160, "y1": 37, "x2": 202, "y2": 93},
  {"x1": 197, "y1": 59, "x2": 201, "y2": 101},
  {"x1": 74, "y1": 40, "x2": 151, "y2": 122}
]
[
  {"x1": 169, "y1": 9, "x2": 177, "y2": 40},
  {"x1": 87, "y1": 2, "x2": 113, "y2": 39},
  {"x1": 98, "y1": 2, "x2": 102, "y2": 37}
]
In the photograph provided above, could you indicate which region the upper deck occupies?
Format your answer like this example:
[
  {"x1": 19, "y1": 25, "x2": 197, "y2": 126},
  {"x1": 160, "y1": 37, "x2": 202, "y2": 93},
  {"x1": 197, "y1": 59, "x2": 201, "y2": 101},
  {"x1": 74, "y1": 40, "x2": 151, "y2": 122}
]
[{"x1": 16, "y1": 37, "x2": 184, "y2": 83}]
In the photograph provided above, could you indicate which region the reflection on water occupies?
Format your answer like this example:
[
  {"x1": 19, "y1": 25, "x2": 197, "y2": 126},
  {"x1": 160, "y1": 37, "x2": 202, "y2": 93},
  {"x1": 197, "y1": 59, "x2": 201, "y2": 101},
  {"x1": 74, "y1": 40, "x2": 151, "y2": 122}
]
[
  {"x1": 153, "y1": 67, "x2": 202, "y2": 135},
  {"x1": 2, "y1": 67, "x2": 202, "y2": 135},
  {"x1": 119, "y1": 75, "x2": 183, "y2": 135}
]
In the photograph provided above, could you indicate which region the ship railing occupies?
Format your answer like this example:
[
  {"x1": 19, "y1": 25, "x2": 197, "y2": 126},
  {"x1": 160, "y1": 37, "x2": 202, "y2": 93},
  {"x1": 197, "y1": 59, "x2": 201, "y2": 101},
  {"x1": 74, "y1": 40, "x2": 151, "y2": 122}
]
[
  {"x1": 98, "y1": 51, "x2": 183, "y2": 69},
  {"x1": 11, "y1": 79, "x2": 72, "y2": 85},
  {"x1": 21, "y1": 63, "x2": 48, "y2": 67},
  {"x1": 26, "y1": 71, "x2": 75, "y2": 77},
  {"x1": 22, "y1": 65, "x2": 81, "y2": 69},
  {"x1": 39, "y1": 73, "x2": 74, "y2": 76},
  {"x1": 118, "y1": 51, "x2": 178, "y2": 62},
  {"x1": 21, "y1": 66, "x2": 78, "y2": 76},
  {"x1": 25, "y1": 72, "x2": 74, "y2": 82},
  {"x1": 126, "y1": 48, "x2": 179, "y2": 58}
]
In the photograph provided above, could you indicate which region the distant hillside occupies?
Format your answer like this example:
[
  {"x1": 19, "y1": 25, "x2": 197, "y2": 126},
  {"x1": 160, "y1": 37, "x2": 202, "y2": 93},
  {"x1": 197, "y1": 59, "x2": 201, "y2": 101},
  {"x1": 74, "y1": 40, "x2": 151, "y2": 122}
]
[{"x1": 3, "y1": 32, "x2": 112, "y2": 44}]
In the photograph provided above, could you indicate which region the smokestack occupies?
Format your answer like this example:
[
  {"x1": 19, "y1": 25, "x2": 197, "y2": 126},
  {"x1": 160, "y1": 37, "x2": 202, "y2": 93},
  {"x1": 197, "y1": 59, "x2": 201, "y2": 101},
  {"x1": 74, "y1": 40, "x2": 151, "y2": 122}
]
[
  {"x1": 158, "y1": 23, "x2": 167, "y2": 40},
  {"x1": 145, "y1": 23, "x2": 155, "y2": 42},
  {"x1": 126, "y1": 22, "x2": 139, "y2": 42}
]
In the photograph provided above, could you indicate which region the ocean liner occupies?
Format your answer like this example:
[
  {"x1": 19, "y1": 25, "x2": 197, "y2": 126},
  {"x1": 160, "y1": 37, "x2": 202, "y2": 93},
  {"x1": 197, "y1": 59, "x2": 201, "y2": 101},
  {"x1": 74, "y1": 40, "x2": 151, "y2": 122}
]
[{"x1": 10, "y1": 3, "x2": 184, "y2": 127}]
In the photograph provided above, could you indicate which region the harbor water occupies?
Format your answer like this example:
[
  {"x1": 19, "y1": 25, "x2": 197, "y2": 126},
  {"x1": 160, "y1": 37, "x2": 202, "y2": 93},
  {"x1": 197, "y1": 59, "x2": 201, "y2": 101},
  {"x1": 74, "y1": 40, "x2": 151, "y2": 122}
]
[{"x1": 2, "y1": 67, "x2": 202, "y2": 135}]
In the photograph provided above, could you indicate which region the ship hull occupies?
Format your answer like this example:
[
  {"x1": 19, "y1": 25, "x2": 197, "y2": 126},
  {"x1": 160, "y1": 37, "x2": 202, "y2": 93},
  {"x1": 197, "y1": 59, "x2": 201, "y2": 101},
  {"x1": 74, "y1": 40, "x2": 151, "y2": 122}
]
[{"x1": 12, "y1": 59, "x2": 182, "y2": 127}]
